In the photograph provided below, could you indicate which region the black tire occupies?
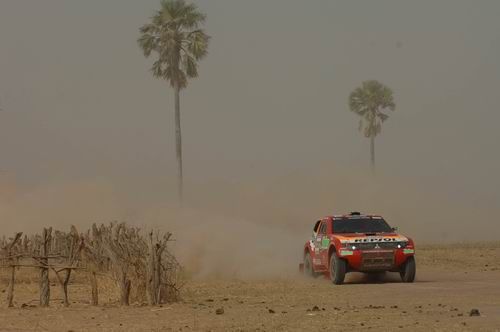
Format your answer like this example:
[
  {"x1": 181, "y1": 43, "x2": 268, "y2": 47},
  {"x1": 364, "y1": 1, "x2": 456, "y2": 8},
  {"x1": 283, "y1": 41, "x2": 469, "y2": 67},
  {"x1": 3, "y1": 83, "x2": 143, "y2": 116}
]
[
  {"x1": 400, "y1": 256, "x2": 416, "y2": 283},
  {"x1": 329, "y1": 253, "x2": 347, "y2": 285},
  {"x1": 303, "y1": 252, "x2": 318, "y2": 278}
]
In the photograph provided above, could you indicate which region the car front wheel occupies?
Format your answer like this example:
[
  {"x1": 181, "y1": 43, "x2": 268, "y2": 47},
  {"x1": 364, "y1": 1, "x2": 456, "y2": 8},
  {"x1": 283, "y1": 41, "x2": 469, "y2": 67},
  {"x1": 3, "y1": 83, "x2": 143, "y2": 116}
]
[
  {"x1": 400, "y1": 256, "x2": 416, "y2": 283},
  {"x1": 330, "y1": 253, "x2": 347, "y2": 285}
]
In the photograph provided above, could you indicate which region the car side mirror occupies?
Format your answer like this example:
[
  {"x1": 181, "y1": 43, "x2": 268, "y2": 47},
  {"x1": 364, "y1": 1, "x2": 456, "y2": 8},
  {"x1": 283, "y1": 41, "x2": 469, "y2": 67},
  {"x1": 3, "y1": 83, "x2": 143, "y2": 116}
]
[{"x1": 391, "y1": 227, "x2": 398, "y2": 232}]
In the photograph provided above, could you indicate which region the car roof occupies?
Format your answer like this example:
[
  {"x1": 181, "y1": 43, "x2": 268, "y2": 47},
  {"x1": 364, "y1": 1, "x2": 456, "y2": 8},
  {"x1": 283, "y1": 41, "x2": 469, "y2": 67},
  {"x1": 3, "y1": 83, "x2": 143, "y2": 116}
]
[{"x1": 324, "y1": 214, "x2": 384, "y2": 220}]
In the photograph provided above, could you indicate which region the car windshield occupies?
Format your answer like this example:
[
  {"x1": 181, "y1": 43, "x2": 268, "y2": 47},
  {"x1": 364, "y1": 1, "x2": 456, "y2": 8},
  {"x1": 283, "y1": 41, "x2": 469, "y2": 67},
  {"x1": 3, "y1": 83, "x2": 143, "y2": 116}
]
[{"x1": 333, "y1": 218, "x2": 392, "y2": 234}]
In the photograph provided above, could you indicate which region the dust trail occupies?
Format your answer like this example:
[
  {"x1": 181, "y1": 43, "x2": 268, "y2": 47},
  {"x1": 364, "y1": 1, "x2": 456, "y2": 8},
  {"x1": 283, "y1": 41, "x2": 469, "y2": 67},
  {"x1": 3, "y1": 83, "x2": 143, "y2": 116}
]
[
  {"x1": 1, "y1": 164, "x2": 498, "y2": 279},
  {"x1": 137, "y1": 165, "x2": 500, "y2": 278}
]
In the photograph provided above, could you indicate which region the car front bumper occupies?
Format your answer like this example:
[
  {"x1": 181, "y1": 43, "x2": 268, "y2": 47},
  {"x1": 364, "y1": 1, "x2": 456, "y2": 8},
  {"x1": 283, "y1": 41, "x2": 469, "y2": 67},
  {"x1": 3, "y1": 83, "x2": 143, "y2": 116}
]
[{"x1": 340, "y1": 248, "x2": 415, "y2": 272}]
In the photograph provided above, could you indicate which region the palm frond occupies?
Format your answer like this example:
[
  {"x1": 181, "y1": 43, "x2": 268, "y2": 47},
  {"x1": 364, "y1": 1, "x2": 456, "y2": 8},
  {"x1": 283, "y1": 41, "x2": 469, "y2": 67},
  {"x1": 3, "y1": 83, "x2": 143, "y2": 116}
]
[
  {"x1": 138, "y1": 0, "x2": 209, "y2": 89},
  {"x1": 151, "y1": 60, "x2": 164, "y2": 78},
  {"x1": 185, "y1": 30, "x2": 209, "y2": 60},
  {"x1": 137, "y1": 33, "x2": 157, "y2": 57},
  {"x1": 348, "y1": 80, "x2": 396, "y2": 138},
  {"x1": 182, "y1": 54, "x2": 198, "y2": 78},
  {"x1": 377, "y1": 112, "x2": 389, "y2": 122}
]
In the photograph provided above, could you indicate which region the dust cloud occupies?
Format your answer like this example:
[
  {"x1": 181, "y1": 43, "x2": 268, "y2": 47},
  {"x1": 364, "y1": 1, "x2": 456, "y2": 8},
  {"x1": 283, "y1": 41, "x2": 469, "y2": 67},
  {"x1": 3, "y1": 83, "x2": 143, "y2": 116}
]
[{"x1": 2, "y1": 163, "x2": 497, "y2": 279}]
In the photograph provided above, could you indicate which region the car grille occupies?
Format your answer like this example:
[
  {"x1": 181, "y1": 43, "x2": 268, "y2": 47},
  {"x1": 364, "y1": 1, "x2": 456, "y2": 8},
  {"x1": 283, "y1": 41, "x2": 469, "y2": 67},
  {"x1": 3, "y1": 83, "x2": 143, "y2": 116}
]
[
  {"x1": 361, "y1": 250, "x2": 395, "y2": 270},
  {"x1": 356, "y1": 242, "x2": 404, "y2": 250}
]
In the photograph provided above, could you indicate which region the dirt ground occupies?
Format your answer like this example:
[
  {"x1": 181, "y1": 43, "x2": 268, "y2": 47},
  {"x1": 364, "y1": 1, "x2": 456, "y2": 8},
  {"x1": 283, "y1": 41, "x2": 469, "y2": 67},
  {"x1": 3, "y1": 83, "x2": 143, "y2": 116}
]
[{"x1": 1, "y1": 243, "x2": 500, "y2": 332}]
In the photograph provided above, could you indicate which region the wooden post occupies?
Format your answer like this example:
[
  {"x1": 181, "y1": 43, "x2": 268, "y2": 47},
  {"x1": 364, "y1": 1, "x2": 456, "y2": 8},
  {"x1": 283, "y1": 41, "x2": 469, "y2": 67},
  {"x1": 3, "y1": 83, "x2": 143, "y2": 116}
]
[
  {"x1": 147, "y1": 231, "x2": 157, "y2": 305},
  {"x1": 7, "y1": 265, "x2": 15, "y2": 307},
  {"x1": 102, "y1": 223, "x2": 134, "y2": 307},
  {"x1": 147, "y1": 231, "x2": 171, "y2": 305},
  {"x1": 6, "y1": 233, "x2": 23, "y2": 307},
  {"x1": 90, "y1": 271, "x2": 98, "y2": 306},
  {"x1": 39, "y1": 228, "x2": 52, "y2": 307},
  {"x1": 120, "y1": 270, "x2": 131, "y2": 306},
  {"x1": 85, "y1": 223, "x2": 103, "y2": 306}
]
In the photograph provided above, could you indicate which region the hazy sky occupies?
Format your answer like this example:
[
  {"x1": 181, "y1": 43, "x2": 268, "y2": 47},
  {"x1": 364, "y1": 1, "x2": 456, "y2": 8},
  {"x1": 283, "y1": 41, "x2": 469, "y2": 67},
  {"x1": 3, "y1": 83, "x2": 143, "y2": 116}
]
[{"x1": 1, "y1": 1, "x2": 500, "y2": 236}]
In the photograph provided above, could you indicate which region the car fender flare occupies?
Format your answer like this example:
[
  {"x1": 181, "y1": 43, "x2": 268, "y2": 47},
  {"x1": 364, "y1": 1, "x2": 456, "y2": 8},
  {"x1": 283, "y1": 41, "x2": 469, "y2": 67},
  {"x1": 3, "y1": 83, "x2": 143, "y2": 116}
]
[
  {"x1": 328, "y1": 245, "x2": 337, "y2": 261},
  {"x1": 304, "y1": 246, "x2": 312, "y2": 258}
]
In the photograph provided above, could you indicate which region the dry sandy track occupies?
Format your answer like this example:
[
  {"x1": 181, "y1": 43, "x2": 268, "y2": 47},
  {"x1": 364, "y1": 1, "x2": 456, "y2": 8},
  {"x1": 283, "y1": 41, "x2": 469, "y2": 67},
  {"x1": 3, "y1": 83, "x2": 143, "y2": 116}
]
[{"x1": 1, "y1": 244, "x2": 500, "y2": 331}]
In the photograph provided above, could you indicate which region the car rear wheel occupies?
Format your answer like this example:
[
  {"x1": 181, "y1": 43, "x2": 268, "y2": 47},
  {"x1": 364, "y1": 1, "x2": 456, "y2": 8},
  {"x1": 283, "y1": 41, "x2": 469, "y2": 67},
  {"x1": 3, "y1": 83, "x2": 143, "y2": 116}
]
[
  {"x1": 330, "y1": 253, "x2": 346, "y2": 285},
  {"x1": 400, "y1": 256, "x2": 416, "y2": 283},
  {"x1": 303, "y1": 252, "x2": 318, "y2": 278}
]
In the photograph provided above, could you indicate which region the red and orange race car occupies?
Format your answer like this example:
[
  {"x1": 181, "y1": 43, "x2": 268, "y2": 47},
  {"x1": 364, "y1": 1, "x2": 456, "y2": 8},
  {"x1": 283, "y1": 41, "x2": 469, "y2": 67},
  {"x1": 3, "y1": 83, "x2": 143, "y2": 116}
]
[{"x1": 301, "y1": 212, "x2": 416, "y2": 284}]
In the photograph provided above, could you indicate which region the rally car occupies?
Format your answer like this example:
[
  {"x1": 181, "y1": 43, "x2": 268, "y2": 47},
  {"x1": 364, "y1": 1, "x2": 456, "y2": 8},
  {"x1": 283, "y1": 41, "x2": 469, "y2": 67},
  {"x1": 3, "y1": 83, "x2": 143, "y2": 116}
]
[{"x1": 301, "y1": 212, "x2": 416, "y2": 284}]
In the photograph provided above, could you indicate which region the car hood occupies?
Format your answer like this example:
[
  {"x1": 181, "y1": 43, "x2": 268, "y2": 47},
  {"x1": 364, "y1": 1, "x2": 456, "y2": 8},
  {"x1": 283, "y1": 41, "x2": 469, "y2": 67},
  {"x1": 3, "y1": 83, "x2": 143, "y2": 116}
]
[{"x1": 334, "y1": 233, "x2": 408, "y2": 244}]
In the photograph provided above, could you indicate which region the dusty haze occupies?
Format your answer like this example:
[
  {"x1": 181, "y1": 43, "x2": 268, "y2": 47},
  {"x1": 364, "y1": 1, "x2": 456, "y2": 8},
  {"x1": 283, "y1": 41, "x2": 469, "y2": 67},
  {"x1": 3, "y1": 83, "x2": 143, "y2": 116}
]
[{"x1": 1, "y1": 0, "x2": 500, "y2": 277}]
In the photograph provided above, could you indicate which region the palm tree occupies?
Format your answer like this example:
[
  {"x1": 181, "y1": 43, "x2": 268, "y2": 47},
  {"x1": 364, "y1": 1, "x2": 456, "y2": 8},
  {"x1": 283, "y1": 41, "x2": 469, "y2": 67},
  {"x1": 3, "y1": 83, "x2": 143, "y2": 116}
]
[
  {"x1": 138, "y1": 0, "x2": 210, "y2": 203},
  {"x1": 348, "y1": 80, "x2": 396, "y2": 172}
]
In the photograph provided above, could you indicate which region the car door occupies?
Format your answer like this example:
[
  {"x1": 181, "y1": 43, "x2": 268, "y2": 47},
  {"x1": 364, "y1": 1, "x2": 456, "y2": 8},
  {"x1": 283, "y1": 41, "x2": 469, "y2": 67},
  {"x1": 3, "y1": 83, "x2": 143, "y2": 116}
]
[
  {"x1": 310, "y1": 220, "x2": 322, "y2": 266},
  {"x1": 318, "y1": 220, "x2": 329, "y2": 266}
]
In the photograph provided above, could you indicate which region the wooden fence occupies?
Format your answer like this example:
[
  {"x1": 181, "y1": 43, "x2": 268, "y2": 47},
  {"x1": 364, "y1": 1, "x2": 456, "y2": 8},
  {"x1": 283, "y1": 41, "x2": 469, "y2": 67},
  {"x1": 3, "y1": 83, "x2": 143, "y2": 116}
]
[{"x1": 0, "y1": 222, "x2": 182, "y2": 308}]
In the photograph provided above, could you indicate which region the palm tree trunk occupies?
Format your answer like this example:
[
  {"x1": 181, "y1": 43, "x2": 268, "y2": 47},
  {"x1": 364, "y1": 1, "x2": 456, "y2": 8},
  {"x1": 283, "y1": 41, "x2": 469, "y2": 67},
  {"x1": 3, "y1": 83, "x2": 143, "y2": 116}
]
[
  {"x1": 370, "y1": 135, "x2": 375, "y2": 173},
  {"x1": 174, "y1": 82, "x2": 183, "y2": 204}
]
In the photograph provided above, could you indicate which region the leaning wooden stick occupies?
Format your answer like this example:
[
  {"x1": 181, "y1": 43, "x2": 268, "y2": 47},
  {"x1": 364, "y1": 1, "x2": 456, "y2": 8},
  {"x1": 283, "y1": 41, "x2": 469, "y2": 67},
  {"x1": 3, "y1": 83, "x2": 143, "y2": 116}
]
[{"x1": 50, "y1": 226, "x2": 84, "y2": 306}]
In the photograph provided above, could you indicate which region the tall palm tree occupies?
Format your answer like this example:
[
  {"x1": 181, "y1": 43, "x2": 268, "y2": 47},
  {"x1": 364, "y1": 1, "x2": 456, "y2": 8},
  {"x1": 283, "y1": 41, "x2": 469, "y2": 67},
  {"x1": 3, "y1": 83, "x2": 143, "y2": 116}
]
[
  {"x1": 138, "y1": 0, "x2": 210, "y2": 203},
  {"x1": 348, "y1": 80, "x2": 396, "y2": 172}
]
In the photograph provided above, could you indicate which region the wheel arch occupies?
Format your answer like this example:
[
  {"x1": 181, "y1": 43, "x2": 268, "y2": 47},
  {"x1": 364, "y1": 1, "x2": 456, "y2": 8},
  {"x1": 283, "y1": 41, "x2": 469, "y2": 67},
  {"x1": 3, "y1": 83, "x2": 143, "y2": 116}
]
[
  {"x1": 328, "y1": 245, "x2": 337, "y2": 261},
  {"x1": 304, "y1": 246, "x2": 311, "y2": 258}
]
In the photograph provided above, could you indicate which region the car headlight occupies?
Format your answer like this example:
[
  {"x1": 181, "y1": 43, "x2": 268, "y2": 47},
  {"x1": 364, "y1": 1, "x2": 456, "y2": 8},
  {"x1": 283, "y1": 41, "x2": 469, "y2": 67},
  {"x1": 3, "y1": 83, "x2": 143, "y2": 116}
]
[{"x1": 397, "y1": 241, "x2": 408, "y2": 249}]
